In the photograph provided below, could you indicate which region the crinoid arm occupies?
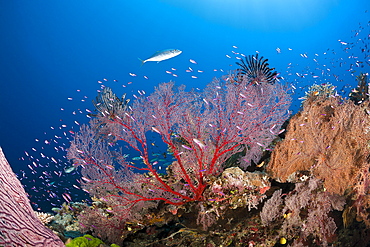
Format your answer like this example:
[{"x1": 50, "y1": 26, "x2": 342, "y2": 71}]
[
  {"x1": 236, "y1": 54, "x2": 277, "y2": 84},
  {"x1": 91, "y1": 87, "x2": 130, "y2": 119},
  {"x1": 349, "y1": 72, "x2": 369, "y2": 105}
]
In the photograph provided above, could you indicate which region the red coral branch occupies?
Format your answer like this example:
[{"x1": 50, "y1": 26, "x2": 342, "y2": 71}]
[{"x1": 67, "y1": 73, "x2": 291, "y2": 230}]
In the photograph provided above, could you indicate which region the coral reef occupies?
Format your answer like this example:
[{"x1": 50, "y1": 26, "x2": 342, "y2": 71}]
[
  {"x1": 41, "y1": 201, "x2": 89, "y2": 243},
  {"x1": 16, "y1": 54, "x2": 364, "y2": 246},
  {"x1": 35, "y1": 211, "x2": 55, "y2": 225},
  {"x1": 191, "y1": 167, "x2": 271, "y2": 230},
  {"x1": 299, "y1": 82, "x2": 337, "y2": 103},
  {"x1": 208, "y1": 167, "x2": 270, "y2": 210},
  {"x1": 65, "y1": 234, "x2": 102, "y2": 247},
  {"x1": 347, "y1": 163, "x2": 370, "y2": 228},
  {"x1": 67, "y1": 68, "x2": 291, "y2": 244},
  {"x1": 267, "y1": 93, "x2": 370, "y2": 195},
  {"x1": 261, "y1": 178, "x2": 346, "y2": 246},
  {"x1": 0, "y1": 147, "x2": 64, "y2": 246}
]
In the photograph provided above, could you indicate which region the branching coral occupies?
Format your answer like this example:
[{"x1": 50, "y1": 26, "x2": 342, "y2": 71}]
[
  {"x1": 349, "y1": 163, "x2": 370, "y2": 228},
  {"x1": 34, "y1": 211, "x2": 54, "y2": 225},
  {"x1": 260, "y1": 178, "x2": 346, "y2": 246}
]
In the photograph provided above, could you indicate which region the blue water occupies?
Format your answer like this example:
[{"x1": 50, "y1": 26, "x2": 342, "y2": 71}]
[{"x1": 0, "y1": 0, "x2": 369, "y2": 211}]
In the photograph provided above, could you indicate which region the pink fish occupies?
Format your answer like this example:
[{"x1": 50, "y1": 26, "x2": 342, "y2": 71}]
[{"x1": 193, "y1": 138, "x2": 205, "y2": 149}]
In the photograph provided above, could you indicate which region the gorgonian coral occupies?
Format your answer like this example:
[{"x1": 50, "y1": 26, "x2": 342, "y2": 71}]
[{"x1": 67, "y1": 66, "x2": 291, "y2": 243}]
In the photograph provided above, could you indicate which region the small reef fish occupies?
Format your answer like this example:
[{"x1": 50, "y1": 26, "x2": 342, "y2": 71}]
[
  {"x1": 193, "y1": 138, "x2": 206, "y2": 149},
  {"x1": 132, "y1": 156, "x2": 143, "y2": 161},
  {"x1": 64, "y1": 165, "x2": 76, "y2": 173},
  {"x1": 139, "y1": 49, "x2": 182, "y2": 66}
]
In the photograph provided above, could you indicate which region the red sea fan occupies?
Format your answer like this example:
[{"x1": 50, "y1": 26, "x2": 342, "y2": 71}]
[{"x1": 67, "y1": 65, "x2": 291, "y2": 242}]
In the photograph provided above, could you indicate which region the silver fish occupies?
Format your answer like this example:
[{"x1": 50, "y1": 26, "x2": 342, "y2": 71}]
[
  {"x1": 64, "y1": 165, "x2": 76, "y2": 173},
  {"x1": 139, "y1": 49, "x2": 182, "y2": 65}
]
